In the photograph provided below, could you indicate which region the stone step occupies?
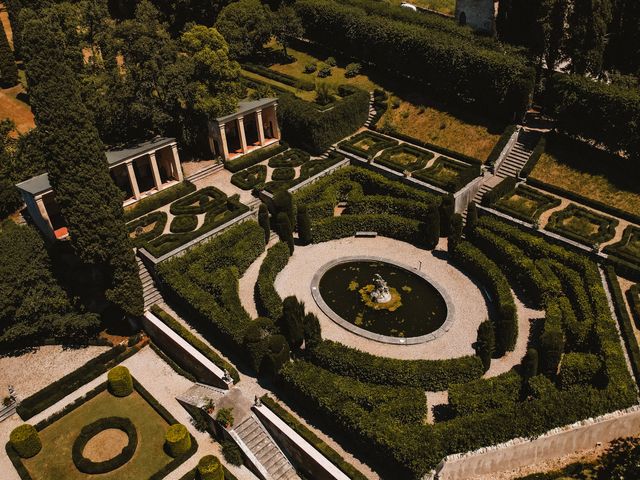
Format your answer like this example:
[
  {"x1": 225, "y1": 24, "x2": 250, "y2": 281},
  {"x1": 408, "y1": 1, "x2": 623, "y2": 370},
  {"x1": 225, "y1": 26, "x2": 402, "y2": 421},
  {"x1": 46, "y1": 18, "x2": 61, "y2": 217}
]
[{"x1": 186, "y1": 163, "x2": 224, "y2": 182}]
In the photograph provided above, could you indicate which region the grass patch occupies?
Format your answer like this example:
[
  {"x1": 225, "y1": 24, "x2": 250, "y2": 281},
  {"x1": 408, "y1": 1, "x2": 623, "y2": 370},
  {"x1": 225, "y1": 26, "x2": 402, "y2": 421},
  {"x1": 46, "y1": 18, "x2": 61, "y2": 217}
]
[
  {"x1": 530, "y1": 134, "x2": 640, "y2": 218},
  {"x1": 493, "y1": 185, "x2": 561, "y2": 223},
  {"x1": 546, "y1": 204, "x2": 619, "y2": 247},
  {"x1": 20, "y1": 389, "x2": 174, "y2": 479},
  {"x1": 375, "y1": 144, "x2": 434, "y2": 173},
  {"x1": 338, "y1": 131, "x2": 398, "y2": 159},
  {"x1": 412, "y1": 157, "x2": 480, "y2": 192}
]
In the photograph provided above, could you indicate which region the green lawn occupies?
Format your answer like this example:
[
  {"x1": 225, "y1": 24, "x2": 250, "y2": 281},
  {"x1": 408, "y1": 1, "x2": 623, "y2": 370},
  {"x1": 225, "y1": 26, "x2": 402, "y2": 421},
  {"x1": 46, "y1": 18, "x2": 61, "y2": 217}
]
[
  {"x1": 493, "y1": 185, "x2": 561, "y2": 222},
  {"x1": 22, "y1": 390, "x2": 173, "y2": 480},
  {"x1": 546, "y1": 204, "x2": 619, "y2": 247},
  {"x1": 530, "y1": 134, "x2": 640, "y2": 218}
]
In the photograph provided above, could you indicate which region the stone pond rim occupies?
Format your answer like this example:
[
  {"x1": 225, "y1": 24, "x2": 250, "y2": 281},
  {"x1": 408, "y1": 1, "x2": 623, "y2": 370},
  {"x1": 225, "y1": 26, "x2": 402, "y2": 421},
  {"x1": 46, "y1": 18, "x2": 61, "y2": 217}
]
[{"x1": 310, "y1": 256, "x2": 455, "y2": 345}]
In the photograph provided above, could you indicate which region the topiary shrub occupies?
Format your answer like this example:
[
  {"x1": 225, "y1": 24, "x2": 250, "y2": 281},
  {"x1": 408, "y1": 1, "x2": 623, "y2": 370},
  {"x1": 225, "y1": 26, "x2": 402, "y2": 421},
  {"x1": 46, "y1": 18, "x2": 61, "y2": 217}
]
[
  {"x1": 221, "y1": 440, "x2": 243, "y2": 466},
  {"x1": 345, "y1": 62, "x2": 361, "y2": 78},
  {"x1": 72, "y1": 417, "x2": 137, "y2": 474},
  {"x1": 197, "y1": 455, "x2": 224, "y2": 480},
  {"x1": 170, "y1": 215, "x2": 198, "y2": 233},
  {"x1": 10, "y1": 424, "x2": 41, "y2": 458},
  {"x1": 475, "y1": 320, "x2": 495, "y2": 372},
  {"x1": 558, "y1": 352, "x2": 602, "y2": 390},
  {"x1": 216, "y1": 408, "x2": 234, "y2": 428},
  {"x1": 271, "y1": 167, "x2": 296, "y2": 182},
  {"x1": 297, "y1": 205, "x2": 312, "y2": 245},
  {"x1": 165, "y1": 424, "x2": 191, "y2": 457},
  {"x1": 107, "y1": 366, "x2": 133, "y2": 397}
]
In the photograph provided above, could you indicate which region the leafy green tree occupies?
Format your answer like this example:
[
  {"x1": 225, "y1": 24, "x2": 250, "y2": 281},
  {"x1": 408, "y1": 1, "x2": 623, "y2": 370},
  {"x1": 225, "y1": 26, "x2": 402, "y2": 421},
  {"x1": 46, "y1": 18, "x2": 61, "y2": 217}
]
[
  {"x1": 280, "y1": 296, "x2": 305, "y2": 350},
  {"x1": 597, "y1": 436, "x2": 640, "y2": 479},
  {"x1": 273, "y1": 4, "x2": 303, "y2": 58},
  {"x1": 22, "y1": 15, "x2": 143, "y2": 317},
  {"x1": 258, "y1": 203, "x2": 271, "y2": 243},
  {"x1": 0, "y1": 222, "x2": 100, "y2": 346},
  {"x1": 296, "y1": 204, "x2": 312, "y2": 245},
  {"x1": 606, "y1": 0, "x2": 640, "y2": 74},
  {"x1": 566, "y1": 0, "x2": 612, "y2": 75},
  {"x1": 0, "y1": 20, "x2": 18, "y2": 87},
  {"x1": 215, "y1": 0, "x2": 273, "y2": 59},
  {"x1": 476, "y1": 320, "x2": 495, "y2": 372}
]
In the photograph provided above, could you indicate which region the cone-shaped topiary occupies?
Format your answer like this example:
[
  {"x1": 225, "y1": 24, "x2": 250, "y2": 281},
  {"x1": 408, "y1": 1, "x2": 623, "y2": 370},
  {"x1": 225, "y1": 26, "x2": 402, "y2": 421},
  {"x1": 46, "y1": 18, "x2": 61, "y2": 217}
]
[
  {"x1": 10, "y1": 424, "x2": 42, "y2": 458},
  {"x1": 107, "y1": 366, "x2": 133, "y2": 397},
  {"x1": 198, "y1": 455, "x2": 224, "y2": 480},
  {"x1": 165, "y1": 423, "x2": 191, "y2": 457}
]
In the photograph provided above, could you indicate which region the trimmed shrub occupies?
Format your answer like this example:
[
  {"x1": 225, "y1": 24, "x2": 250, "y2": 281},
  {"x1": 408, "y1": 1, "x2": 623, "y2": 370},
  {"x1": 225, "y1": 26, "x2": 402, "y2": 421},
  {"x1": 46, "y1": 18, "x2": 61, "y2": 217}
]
[
  {"x1": 124, "y1": 181, "x2": 196, "y2": 221},
  {"x1": 465, "y1": 201, "x2": 478, "y2": 236},
  {"x1": 261, "y1": 334, "x2": 290, "y2": 377},
  {"x1": 127, "y1": 211, "x2": 167, "y2": 246},
  {"x1": 198, "y1": 455, "x2": 224, "y2": 480},
  {"x1": 170, "y1": 215, "x2": 198, "y2": 233},
  {"x1": 476, "y1": 320, "x2": 495, "y2": 372},
  {"x1": 216, "y1": 408, "x2": 234, "y2": 428},
  {"x1": 258, "y1": 203, "x2": 270, "y2": 243},
  {"x1": 345, "y1": 62, "x2": 361, "y2": 78},
  {"x1": 485, "y1": 125, "x2": 517, "y2": 167},
  {"x1": 338, "y1": 130, "x2": 398, "y2": 159},
  {"x1": 271, "y1": 167, "x2": 295, "y2": 181},
  {"x1": 482, "y1": 177, "x2": 518, "y2": 206},
  {"x1": 413, "y1": 158, "x2": 480, "y2": 192},
  {"x1": 281, "y1": 296, "x2": 305, "y2": 350},
  {"x1": 303, "y1": 312, "x2": 322, "y2": 349},
  {"x1": 255, "y1": 242, "x2": 290, "y2": 320},
  {"x1": 449, "y1": 371, "x2": 522, "y2": 417},
  {"x1": 10, "y1": 424, "x2": 41, "y2": 458},
  {"x1": 244, "y1": 317, "x2": 277, "y2": 372},
  {"x1": 225, "y1": 143, "x2": 288, "y2": 173},
  {"x1": 424, "y1": 204, "x2": 440, "y2": 250},
  {"x1": 492, "y1": 185, "x2": 561, "y2": 223},
  {"x1": 268, "y1": 148, "x2": 310, "y2": 168},
  {"x1": 304, "y1": 62, "x2": 317, "y2": 73},
  {"x1": 522, "y1": 348, "x2": 539, "y2": 379},
  {"x1": 243, "y1": 63, "x2": 315, "y2": 91},
  {"x1": 221, "y1": 440, "x2": 243, "y2": 466},
  {"x1": 448, "y1": 213, "x2": 463, "y2": 251},
  {"x1": 374, "y1": 144, "x2": 434, "y2": 173},
  {"x1": 230, "y1": 164, "x2": 267, "y2": 190},
  {"x1": 72, "y1": 417, "x2": 137, "y2": 474},
  {"x1": 312, "y1": 214, "x2": 423, "y2": 245},
  {"x1": 438, "y1": 194, "x2": 455, "y2": 236},
  {"x1": 108, "y1": 366, "x2": 133, "y2": 397},
  {"x1": 276, "y1": 212, "x2": 294, "y2": 254},
  {"x1": 317, "y1": 62, "x2": 332, "y2": 78},
  {"x1": 558, "y1": 353, "x2": 602, "y2": 390},
  {"x1": 296, "y1": 205, "x2": 312, "y2": 245},
  {"x1": 165, "y1": 424, "x2": 191, "y2": 457},
  {"x1": 272, "y1": 190, "x2": 295, "y2": 227},
  {"x1": 170, "y1": 187, "x2": 227, "y2": 216},
  {"x1": 546, "y1": 204, "x2": 618, "y2": 247}
]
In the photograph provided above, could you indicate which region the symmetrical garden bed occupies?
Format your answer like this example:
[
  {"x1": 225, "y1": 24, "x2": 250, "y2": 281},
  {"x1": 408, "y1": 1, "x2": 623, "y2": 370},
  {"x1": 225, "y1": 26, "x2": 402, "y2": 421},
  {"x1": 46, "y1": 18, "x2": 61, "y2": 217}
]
[
  {"x1": 128, "y1": 211, "x2": 168, "y2": 247},
  {"x1": 604, "y1": 225, "x2": 640, "y2": 267},
  {"x1": 491, "y1": 185, "x2": 561, "y2": 222},
  {"x1": 268, "y1": 149, "x2": 310, "y2": 168},
  {"x1": 412, "y1": 157, "x2": 480, "y2": 192},
  {"x1": 230, "y1": 164, "x2": 267, "y2": 191},
  {"x1": 546, "y1": 204, "x2": 619, "y2": 247},
  {"x1": 373, "y1": 144, "x2": 434, "y2": 173},
  {"x1": 338, "y1": 131, "x2": 398, "y2": 159}
]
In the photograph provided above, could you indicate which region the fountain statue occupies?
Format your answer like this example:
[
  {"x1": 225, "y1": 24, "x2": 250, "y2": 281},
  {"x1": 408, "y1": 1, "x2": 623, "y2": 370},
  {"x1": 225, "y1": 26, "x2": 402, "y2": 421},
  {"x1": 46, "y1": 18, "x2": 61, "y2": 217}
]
[{"x1": 370, "y1": 274, "x2": 392, "y2": 303}]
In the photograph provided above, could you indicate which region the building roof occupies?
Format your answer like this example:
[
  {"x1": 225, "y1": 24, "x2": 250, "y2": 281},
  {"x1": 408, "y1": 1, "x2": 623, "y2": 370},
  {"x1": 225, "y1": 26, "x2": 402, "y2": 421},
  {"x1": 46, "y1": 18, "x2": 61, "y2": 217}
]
[
  {"x1": 213, "y1": 98, "x2": 278, "y2": 125},
  {"x1": 16, "y1": 137, "x2": 177, "y2": 196}
]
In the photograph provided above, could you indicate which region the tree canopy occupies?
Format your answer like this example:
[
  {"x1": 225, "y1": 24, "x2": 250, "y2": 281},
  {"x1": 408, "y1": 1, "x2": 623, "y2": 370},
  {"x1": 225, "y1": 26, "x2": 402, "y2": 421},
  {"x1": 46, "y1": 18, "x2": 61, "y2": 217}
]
[{"x1": 214, "y1": 0, "x2": 273, "y2": 59}]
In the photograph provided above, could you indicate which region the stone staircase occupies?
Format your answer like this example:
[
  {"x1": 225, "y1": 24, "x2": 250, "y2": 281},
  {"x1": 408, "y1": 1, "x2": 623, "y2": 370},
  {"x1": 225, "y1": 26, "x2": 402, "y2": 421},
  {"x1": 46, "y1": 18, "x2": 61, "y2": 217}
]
[
  {"x1": 319, "y1": 146, "x2": 337, "y2": 159},
  {"x1": 495, "y1": 129, "x2": 539, "y2": 179},
  {"x1": 186, "y1": 162, "x2": 224, "y2": 183},
  {"x1": 233, "y1": 414, "x2": 298, "y2": 480},
  {"x1": 364, "y1": 92, "x2": 377, "y2": 128},
  {"x1": 136, "y1": 256, "x2": 162, "y2": 309}
]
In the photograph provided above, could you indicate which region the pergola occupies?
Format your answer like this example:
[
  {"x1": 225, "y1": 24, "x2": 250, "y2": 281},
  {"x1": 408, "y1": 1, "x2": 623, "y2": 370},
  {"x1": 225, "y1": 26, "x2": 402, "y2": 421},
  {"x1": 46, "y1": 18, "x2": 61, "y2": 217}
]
[
  {"x1": 208, "y1": 98, "x2": 280, "y2": 161},
  {"x1": 16, "y1": 137, "x2": 183, "y2": 240}
]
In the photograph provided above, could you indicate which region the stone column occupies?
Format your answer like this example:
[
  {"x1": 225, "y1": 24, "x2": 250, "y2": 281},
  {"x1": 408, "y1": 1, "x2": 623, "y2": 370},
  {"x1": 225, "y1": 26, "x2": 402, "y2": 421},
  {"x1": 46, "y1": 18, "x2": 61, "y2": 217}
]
[
  {"x1": 219, "y1": 124, "x2": 230, "y2": 161},
  {"x1": 126, "y1": 161, "x2": 141, "y2": 200},
  {"x1": 237, "y1": 117, "x2": 248, "y2": 153},
  {"x1": 256, "y1": 110, "x2": 266, "y2": 146},
  {"x1": 35, "y1": 196, "x2": 54, "y2": 235},
  {"x1": 171, "y1": 144, "x2": 184, "y2": 181},
  {"x1": 148, "y1": 151, "x2": 163, "y2": 190},
  {"x1": 272, "y1": 105, "x2": 281, "y2": 139}
]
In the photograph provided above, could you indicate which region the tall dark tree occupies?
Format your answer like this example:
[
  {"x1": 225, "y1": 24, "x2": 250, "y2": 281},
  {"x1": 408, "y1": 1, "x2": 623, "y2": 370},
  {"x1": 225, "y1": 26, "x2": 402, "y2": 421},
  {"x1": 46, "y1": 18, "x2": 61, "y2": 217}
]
[
  {"x1": 273, "y1": 4, "x2": 303, "y2": 58},
  {"x1": 0, "y1": 20, "x2": 18, "y2": 87},
  {"x1": 214, "y1": 0, "x2": 272, "y2": 59},
  {"x1": 423, "y1": 205, "x2": 440, "y2": 249},
  {"x1": 522, "y1": 348, "x2": 539, "y2": 379},
  {"x1": 438, "y1": 194, "x2": 455, "y2": 237},
  {"x1": 22, "y1": 15, "x2": 143, "y2": 317},
  {"x1": 280, "y1": 296, "x2": 305, "y2": 350},
  {"x1": 296, "y1": 204, "x2": 312, "y2": 245},
  {"x1": 276, "y1": 212, "x2": 294, "y2": 254},
  {"x1": 464, "y1": 201, "x2": 478, "y2": 237},
  {"x1": 566, "y1": 0, "x2": 612, "y2": 75},
  {"x1": 303, "y1": 312, "x2": 322, "y2": 349},
  {"x1": 448, "y1": 213, "x2": 463, "y2": 252},
  {"x1": 605, "y1": 0, "x2": 640, "y2": 74},
  {"x1": 258, "y1": 203, "x2": 271, "y2": 243},
  {"x1": 272, "y1": 189, "x2": 295, "y2": 227},
  {"x1": 476, "y1": 320, "x2": 495, "y2": 372}
]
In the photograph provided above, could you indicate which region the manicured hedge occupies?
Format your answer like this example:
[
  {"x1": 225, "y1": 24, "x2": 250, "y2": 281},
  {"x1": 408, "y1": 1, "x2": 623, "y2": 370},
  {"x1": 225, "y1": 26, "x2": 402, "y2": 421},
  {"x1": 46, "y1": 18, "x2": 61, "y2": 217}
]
[
  {"x1": 230, "y1": 164, "x2": 267, "y2": 190},
  {"x1": 260, "y1": 395, "x2": 369, "y2": 480},
  {"x1": 72, "y1": 417, "x2": 137, "y2": 473},
  {"x1": 482, "y1": 177, "x2": 518, "y2": 206},
  {"x1": 243, "y1": 63, "x2": 315, "y2": 91},
  {"x1": 108, "y1": 366, "x2": 133, "y2": 397},
  {"x1": 603, "y1": 226, "x2": 640, "y2": 267},
  {"x1": 450, "y1": 241, "x2": 518, "y2": 353},
  {"x1": 278, "y1": 88, "x2": 369, "y2": 154},
  {"x1": 271, "y1": 167, "x2": 296, "y2": 181},
  {"x1": 492, "y1": 185, "x2": 561, "y2": 223},
  {"x1": 170, "y1": 187, "x2": 227, "y2": 215},
  {"x1": 9, "y1": 425, "x2": 41, "y2": 459},
  {"x1": 295, "y1": 0, "x2": 534, "y2": 119},
  {"x1": 307, "y1": 340, "x2": 483, "y2": 390},
  {"x1": 170, "y1": 215, "x2": 198, "y2": 233},
  {"x1": 338, "y1": 130, "x2": 399, "y2": 159},
  {"x1": 165, "y1": 424, "x2": 191, "y2": 457},
  {"x1": 264, "y1": 153, "x2": 346, "y2": 194},
  {"x1": 124, "y1": 181, "x2": 196, "y2": 221},
  {"x1": 545, "y1": 73, "x2": 640, "y2": 161},
  {"x1": 268, "y1": 149, "x2": 310, "y2": 168},
  {"x1": 604, "y1": 266, "x2": 640, "y2": 387},
  {"x1": 485, "y1": 125, "x2": 517, "y2": 168},
  {"x1": 558, "y1": 352, "x2": 602, "y2": 390},
  {"x1": 629, "y1": 285, "x2": 640, "y2": 329},
  {"x1": 546, "y1": 204, "x2": 619, "y2": 247},
  {"x1": 16, "y1": 345, "x2": 135, "y2": 420},
  {"x1": 448, "y1": 371, "x2": 521, "y2": 417},
  {"x1": 311, "y1": 214, "x2": 424, "y2": 245},
  {"x1": 149, "y1": 305, "x2": 240, "y2": 383},
  {"x1": 127, "y1": 211, "x2": 167, "y2": 246},
  {"x1": 255, "y1": 242, "x2": 290, "y2": 321},
  {"x1": 197, "y1": 455, "x2": 224, "y2": 480},
  {"x1": 374, "y1": 144, "x2": 434, "y2": 173},
  {"x1": 519, "y1": 136, "x2": 546, "y2": 178},
  {"x1": 225, "y1": 143, "x2": 288, "y2": 173},
  {"x1": 413, "y1": 157, "x2": 480, "y2": 192}
]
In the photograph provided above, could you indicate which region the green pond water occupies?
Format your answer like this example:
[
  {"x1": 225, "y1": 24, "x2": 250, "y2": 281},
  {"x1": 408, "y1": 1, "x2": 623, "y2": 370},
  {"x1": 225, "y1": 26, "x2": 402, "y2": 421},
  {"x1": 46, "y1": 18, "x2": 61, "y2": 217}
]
[{"x1": 318, "y1": 261, "x2": 447, "y2": 338}]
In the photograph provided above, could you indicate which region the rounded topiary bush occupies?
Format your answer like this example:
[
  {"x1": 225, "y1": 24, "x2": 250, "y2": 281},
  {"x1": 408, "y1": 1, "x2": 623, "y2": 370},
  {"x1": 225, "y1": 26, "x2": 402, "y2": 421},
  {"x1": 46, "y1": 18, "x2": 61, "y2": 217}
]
[
  {"x1": 197, "y1": 455, "x2": 224, "y2": 480},
  {"x1": 170, "y1": 215, "x2": 198, "y2": 233},
  {"x1": 165, "y1": 423, "x2": 191, "y2": 457},
  {"x1": 72, "y1": 417, "x2": 137, "y2": 474},
  {"x1": 107, "y1": 366, "x2": 133, "y2": 397},
  {"x1": 10, "y1": 424, "x2": 41, "y2": 458}
]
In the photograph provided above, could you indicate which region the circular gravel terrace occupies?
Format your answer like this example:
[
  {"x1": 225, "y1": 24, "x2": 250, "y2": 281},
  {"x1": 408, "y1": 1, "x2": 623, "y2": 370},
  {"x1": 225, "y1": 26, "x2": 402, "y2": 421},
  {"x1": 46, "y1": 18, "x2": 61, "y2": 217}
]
[{"x1": 244, "y1": 236, "x2": 491, "y2": 361}]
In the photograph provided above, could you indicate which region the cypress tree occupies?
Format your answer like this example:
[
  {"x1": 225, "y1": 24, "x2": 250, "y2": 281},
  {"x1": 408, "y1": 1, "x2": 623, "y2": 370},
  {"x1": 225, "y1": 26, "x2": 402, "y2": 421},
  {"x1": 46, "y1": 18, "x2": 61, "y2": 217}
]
[
  {"x1": 464, "y1": 201, "x2": 478, "y2": 237},
  {"x1": 276, "y1": 212, "x2": 294, "y2": 254},
  {"x1": 272, "y1": 189, "x2": 295, "y2": 227},
  {"x1": 476, "y1": 320, "x2": 495, "y2": 372},
  {"x1": 303, "y1": 312, "x2": 322, "y2": 349},
  {"x1": 0, "y1": 20, "x2": 18, "y2": 87},
  {"x1": 280, "y1": 296, "x2": 305, "y2": 350},
  {"x1": 22, "y1": 17, "x2": 143, "y2": 317},
  {"x1": 424, "y1": 205, "x2": 440, "y2": 249},
  {"x1": 438, "y1": 194, "x2": 454, "y2": 237},
  {"x1": 296, "y1": 204, "x2": 312, "y2": 245},
  {"x1": 522, "y1": 348, "x2": 539, "y2": 379},
  {"x1": 448, "y1": 213, "x2": 463, "y2": 252},
  {"x1": 258, "y1": 203, "x2": 270, "y2": 243}
]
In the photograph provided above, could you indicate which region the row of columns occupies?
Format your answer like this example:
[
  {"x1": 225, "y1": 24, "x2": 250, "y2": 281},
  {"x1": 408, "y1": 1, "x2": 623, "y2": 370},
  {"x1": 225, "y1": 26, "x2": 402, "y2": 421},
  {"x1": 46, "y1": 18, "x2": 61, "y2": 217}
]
[
  {"x1": 218, "y1": 107, "x2": 279, "y2": 160},
  {"x1": 126, "y1": 144, "x2": 183, "y2": 201}
]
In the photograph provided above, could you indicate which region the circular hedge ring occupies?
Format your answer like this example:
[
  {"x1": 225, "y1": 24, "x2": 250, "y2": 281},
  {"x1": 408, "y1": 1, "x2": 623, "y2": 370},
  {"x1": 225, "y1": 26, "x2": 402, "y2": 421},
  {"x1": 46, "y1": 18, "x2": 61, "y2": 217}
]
[{"x1": 72, "y1": 417, "x2": 137, "y2": 474}]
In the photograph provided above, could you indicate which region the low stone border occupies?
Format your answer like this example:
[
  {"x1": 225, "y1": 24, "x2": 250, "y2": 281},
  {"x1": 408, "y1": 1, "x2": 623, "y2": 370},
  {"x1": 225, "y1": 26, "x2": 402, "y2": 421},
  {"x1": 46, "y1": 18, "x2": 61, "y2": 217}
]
[{"x1": 310, "y1": 255, "x2": 455, "y2": 345}]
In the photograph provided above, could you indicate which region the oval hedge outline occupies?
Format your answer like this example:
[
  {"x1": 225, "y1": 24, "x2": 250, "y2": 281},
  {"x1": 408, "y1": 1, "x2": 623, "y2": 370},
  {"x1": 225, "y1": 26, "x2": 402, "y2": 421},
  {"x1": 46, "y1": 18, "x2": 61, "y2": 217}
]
[{"x1": 72, "y1": 416, "x2": 138, "y2": 474}]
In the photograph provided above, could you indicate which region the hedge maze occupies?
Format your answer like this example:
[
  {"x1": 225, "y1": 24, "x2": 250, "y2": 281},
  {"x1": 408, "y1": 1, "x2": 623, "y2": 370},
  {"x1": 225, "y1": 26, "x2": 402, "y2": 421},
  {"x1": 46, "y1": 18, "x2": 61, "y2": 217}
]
[{"x1": 412, "y1": 157, "x2": 481, "y2": 193}]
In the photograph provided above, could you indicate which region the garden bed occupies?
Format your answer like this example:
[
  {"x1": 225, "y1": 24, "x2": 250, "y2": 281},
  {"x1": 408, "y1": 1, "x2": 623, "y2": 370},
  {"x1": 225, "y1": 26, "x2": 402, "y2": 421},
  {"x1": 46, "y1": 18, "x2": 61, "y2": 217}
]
[
  {"x1": 412, "y1": 157, "x2": 480, "y2": 192},
  {"x1": 374, "y1": 144, "x2": 434, "y2": 173},
  {"x1": 127, "y1": 212, "x2": 167, "y2": 246},
  {"x1": 492, "y1": 185, "x2": 561, "y2": 223},
  {"x1": 604, "y1": 226, "x2": 640, "y2": 267},
  {"x1": 268, "y1": 149, "x2": 310, "y2": 168},
  {"x1": 263, "y1": 153, "x2": 346, "y2": 194},
  {"x1": 230, "y1": 164, "x2": 267, "y2": 190},
  {"x1": 546, "y1": 204, "x2": 619, "y2": 247},
  {"x1": 338, "y1": 131, "x2": 398, "y2": 159}
]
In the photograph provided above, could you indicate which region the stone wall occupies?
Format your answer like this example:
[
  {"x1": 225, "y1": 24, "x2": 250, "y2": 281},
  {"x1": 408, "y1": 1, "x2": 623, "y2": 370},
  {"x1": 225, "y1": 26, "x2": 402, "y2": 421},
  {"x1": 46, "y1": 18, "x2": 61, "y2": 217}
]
[{"x1": 455, "y1": 0, "x2": 495, "y2": 34}]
